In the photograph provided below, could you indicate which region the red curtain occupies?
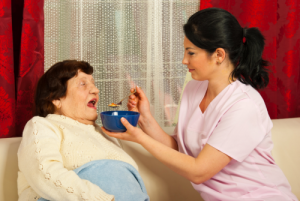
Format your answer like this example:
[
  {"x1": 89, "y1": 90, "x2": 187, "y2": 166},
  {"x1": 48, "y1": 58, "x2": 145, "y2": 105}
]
[
  {"x1": 0, "y1": 0, "x2": 44, "y2": 138},
  {"x1": 200, "y1": 0, "x2": 300, "y2": 119}
]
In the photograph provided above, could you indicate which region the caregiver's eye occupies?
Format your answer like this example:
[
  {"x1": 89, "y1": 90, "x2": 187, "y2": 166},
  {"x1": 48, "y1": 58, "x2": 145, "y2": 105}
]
[{"x1": 188, "y1": 52, "x2": 195, "y2": 56}]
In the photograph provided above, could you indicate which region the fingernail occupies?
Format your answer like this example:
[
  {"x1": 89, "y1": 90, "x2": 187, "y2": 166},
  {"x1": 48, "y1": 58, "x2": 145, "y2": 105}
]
[
  {"x1": 121, "y1": 117, "x2": 125, "y2": 122},
  {"x1": 136, "y1": 86, "x2": 139, "y2": 88}
]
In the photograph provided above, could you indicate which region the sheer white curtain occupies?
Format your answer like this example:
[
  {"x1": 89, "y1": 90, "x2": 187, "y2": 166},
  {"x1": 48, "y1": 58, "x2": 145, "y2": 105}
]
[{"x1": 44, "y1": 0, "x2": 199, "y2": 129}]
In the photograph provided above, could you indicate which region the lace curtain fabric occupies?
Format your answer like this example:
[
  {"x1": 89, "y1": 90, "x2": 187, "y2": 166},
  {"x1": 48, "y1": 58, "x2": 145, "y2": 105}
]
[{"x1": 44, "y1": 0, "x2": 199, "y2": 128}]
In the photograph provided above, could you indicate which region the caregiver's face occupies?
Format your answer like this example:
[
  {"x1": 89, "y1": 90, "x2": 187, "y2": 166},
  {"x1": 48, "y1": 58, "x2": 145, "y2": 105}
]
[
  {"x1": 54, "y1": 70, "x2": 100, "y2": 125},
  {"x1": 182, "y1": 36, "x2": 216, "y2": 81}
]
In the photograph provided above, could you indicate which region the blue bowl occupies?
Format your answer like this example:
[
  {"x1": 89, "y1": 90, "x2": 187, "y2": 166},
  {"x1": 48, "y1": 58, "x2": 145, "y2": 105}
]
[{"x1": 100, "y1": 111, "x2": 140, "y2": 132}]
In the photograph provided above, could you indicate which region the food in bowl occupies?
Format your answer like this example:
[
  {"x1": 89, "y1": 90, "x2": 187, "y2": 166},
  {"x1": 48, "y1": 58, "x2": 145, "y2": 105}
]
[{"x1": 100, "y1": 111, "x2": 140, "y2": 132}]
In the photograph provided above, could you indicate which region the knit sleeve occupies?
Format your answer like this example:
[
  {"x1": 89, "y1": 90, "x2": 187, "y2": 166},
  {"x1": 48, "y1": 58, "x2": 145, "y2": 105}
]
[{"x1": 18, "y1": 117, "x2": 115, "y2": 201}]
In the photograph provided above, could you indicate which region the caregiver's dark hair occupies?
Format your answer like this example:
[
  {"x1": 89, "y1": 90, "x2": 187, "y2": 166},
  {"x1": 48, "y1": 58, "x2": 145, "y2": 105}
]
[
  {"x1": 183, "y1": 7, "x2": 269, "y2": 89},
  {"x1": 34, "y1": 60, "x2": 93, "y2": 117}
]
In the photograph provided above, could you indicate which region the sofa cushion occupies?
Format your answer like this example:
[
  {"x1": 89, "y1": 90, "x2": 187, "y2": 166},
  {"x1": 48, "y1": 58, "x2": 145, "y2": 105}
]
[
  {"x1": 271, "y1": 118, "x2": 300, "y2": 199},
  {"x1": 0, "y1": 118, "x2": 299, "y2": 201},
  {"x1": 0, "y1": 137, "x2": 20, "y2": 201}
]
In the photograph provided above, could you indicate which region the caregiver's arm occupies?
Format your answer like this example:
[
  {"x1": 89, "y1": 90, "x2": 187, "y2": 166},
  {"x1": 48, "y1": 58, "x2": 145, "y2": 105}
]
[
  {"x1": 102, "y1": 119, "x2": 231, "y2": 184},
  {"x1": 128, "y1": 86, "x2": 178, "y2": 150},
  {"x1": 138, "y1": 113, "x2": 178, "y2": 150},
  {"x1": 138, "y1": 132, "x2": 231, "y2": 184}
]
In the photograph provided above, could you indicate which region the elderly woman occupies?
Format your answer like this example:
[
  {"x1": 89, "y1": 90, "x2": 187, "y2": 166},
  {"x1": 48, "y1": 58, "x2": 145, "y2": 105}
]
[{"x1": 17, "y1": 60, "x2": 148, "y2": 201}]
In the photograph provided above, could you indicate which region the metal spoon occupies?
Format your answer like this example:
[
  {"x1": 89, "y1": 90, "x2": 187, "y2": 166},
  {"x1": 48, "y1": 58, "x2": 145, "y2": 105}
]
[{"x1": 108, "y1": 89, "x2": 137, "y2": 108}]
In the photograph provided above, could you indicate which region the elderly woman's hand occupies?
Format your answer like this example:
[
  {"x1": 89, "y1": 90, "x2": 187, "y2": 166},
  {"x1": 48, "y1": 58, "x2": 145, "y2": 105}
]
[{"x1": 101, "y1": 118, "x2": 147, "y2": 144}]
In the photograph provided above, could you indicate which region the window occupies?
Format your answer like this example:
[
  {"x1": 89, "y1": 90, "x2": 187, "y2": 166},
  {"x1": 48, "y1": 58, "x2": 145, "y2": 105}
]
[{"x1": 44, "y1": 0, "x2": 199, "y2": 129}]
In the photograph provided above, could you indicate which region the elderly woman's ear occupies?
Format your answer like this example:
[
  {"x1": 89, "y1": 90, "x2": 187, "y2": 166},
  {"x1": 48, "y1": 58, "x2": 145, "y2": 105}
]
[{"x1": 52, "y1": 99, "x2": 62, "y2": 112}]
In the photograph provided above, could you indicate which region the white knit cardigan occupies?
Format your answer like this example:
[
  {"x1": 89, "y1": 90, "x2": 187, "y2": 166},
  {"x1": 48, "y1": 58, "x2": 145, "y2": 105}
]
[{"x1": 17, "y1": 114, "x2": 138, "y2": 201}]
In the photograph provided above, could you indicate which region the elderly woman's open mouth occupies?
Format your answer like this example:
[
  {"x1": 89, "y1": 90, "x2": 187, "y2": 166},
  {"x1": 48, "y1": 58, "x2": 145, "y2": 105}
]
[{"x1": 87, "y1": 98, "x2": 97, "y2": 109}]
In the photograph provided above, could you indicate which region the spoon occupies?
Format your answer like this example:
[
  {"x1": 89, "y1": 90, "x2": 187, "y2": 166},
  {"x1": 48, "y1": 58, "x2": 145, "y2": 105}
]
[{"x1": 108, "y1": 89, "x2": 137, "y2": 108}]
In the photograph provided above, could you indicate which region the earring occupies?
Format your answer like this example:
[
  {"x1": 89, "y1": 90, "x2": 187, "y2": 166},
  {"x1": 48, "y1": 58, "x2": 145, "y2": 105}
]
[{"x1": 217, "y1": 61, "x2": 221, "y2": 65}]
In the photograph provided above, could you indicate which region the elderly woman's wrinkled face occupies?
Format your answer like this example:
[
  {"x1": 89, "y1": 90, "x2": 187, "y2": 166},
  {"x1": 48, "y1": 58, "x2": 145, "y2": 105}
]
[{"x1": 53, "y1": 70, "x2": 99, "y2": 125}]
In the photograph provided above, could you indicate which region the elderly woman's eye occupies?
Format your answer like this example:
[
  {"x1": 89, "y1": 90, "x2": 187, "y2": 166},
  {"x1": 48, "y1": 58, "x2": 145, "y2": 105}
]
[{"x1": 80, "y1": 82, "x2": 85, "y2": 86}]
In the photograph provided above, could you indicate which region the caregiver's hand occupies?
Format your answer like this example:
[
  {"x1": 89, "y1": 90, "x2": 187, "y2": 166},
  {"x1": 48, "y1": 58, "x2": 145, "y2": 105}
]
[
  {"x1": 127, "y1": 86, "x2": 152, "y2": 125},
  {"x1": 101, "y1": 117, "x2": 148, "y2": 144},
  {"x1": 126, "y1": 86, "x2": 176, "y2": 150}
]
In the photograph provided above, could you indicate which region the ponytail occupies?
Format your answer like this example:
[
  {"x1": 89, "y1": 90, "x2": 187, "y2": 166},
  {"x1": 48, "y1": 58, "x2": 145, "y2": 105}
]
[
  {"x1": 231, "y1": 27, "x2": 269, "y2": 89},
  {"x1": 184, "y1": 8, "x2": 270, "y2": 90}
]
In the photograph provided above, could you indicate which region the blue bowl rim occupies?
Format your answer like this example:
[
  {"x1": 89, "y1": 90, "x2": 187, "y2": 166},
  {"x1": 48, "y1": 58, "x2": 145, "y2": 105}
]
[{"x1": 100, "y1": 110, "x2": 140, "y2": 116}]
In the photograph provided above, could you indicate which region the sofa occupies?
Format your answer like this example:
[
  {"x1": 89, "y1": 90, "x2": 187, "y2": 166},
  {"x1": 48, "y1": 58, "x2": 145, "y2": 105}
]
[{"x1": 0, "y1": 118, "x2": 299, "y2": 201}]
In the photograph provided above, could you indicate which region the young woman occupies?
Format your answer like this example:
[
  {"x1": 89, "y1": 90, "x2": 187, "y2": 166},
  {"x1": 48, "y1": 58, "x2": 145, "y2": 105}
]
[{"x1": 102, "y1": 8, "x2": 298, "y2": 201}]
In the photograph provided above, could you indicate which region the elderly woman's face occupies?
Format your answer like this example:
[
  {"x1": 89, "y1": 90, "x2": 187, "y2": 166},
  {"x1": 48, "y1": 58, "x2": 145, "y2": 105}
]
[{"x1": 53, "y1": 70, "x2": 99, "y2": 125}]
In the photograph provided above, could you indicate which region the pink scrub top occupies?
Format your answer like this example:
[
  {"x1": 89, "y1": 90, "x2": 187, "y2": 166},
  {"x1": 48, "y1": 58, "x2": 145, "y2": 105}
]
[{"x1": 173, "y1": 80, "x2": 298, "y2": 201}]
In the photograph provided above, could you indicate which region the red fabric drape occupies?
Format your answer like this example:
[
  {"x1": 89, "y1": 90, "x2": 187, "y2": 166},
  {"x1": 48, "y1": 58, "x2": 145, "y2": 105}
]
[
  {"x1": 200, "y1": 0, "x2": 300, "y2": 119},
  {"x1": 0, "y1": 0, "x2": 44, "y2": 138}
]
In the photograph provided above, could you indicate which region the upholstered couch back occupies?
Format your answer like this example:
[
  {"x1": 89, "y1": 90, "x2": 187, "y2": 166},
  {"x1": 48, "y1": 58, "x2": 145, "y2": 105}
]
[{"x1": 0, "y1": 118, "x2": 299, "y2": 201}]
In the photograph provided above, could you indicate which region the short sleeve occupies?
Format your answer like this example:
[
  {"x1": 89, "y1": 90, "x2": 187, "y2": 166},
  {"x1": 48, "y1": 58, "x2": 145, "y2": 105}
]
[
  {"x1": 171, "y1": 123, "x2": 179, "y2": 142},
  {"x1": 207, "y1": 99, "x2": 266, "y2": 162}
]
